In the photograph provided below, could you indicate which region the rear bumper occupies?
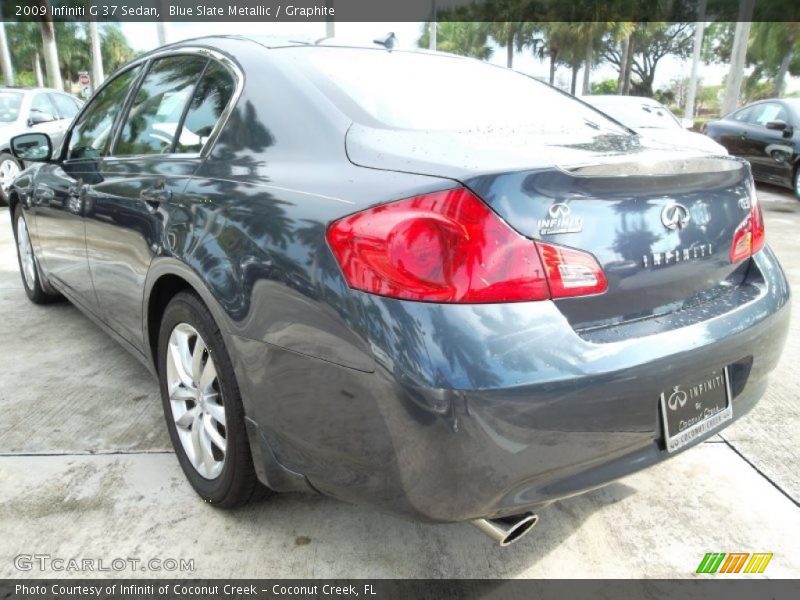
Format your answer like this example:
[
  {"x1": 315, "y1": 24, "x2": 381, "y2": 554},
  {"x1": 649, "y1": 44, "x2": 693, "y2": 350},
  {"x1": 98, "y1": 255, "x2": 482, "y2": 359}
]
[{"x1": 234, "y1": 246, "x2": 790, "y2": 522}]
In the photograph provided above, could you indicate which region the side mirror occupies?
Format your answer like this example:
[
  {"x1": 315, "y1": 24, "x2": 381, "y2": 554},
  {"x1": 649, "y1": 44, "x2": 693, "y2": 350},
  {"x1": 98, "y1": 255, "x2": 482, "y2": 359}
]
[
  {"x1": 766, "y1": 120, "x2": 788, "y2": 131},
  {"x1": 10, "y1": 132, "x2": 53, "y2": 162},
  {"x1": 27, "y1": 109, "x2": 55, "y2": 126}
]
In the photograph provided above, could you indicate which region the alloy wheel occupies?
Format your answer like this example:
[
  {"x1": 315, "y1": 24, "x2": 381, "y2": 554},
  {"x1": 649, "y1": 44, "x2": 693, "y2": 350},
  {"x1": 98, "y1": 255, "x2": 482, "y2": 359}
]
[
  {"x1": 0, "y1": 159, "x2": 20, "y2": 193},
  {"x1": 166, "y1": 323, "x2": 227, "y2": 479},
  {"x1": 16, "y1": 215, "x2": 36, "y2": 290}
]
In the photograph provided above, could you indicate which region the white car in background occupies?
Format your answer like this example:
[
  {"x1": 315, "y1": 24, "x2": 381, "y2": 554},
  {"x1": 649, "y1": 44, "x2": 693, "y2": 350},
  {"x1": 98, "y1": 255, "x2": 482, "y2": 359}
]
[
  {"x1": 584, "y1": 95, "x2": 727, "y2": 155},
  {"x1": 0, "y1": 87, "x2": 83, "y2": 203}
]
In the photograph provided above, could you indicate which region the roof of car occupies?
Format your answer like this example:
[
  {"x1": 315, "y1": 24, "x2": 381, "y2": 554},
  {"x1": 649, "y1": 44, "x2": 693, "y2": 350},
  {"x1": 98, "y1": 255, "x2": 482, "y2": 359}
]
[
  {"x1": 585, "y1": 95, "x2": 663, "y2": 105},
  {"x1": 144, "y1": 34, "x2": 426, "y2": 57},
  {"x1": 0, "y1": 86, "x2": 71, "y2": 94}
]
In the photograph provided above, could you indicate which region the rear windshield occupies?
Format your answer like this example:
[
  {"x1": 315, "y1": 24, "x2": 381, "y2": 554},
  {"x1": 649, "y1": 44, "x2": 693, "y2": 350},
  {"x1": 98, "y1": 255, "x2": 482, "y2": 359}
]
[
  {"x1": 291, "y1": 48, "x2": 629, "y2": 135},
  {"x1": 0, "y1": 91, "x2": 22, "y2": 123}
]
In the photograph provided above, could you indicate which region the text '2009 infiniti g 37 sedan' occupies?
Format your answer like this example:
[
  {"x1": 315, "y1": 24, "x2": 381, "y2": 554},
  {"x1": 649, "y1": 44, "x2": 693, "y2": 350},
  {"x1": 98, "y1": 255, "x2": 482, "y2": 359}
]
[{"x1": 8, "y1": 36, "x2": 790, "y2": 546}]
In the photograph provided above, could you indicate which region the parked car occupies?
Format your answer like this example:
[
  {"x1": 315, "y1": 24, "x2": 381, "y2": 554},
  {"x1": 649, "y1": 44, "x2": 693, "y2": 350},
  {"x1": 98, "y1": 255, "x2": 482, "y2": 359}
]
[
  {"x1": 8, "y1": 38, "x2": 790, "y2": 546},
  {"x1": 584, "y1": 95, "x2": 728, "y2": 155},
  {"x1": 705, "y1": 99, "x2": 800, "y2": 198},
  {"x1": 0, "y1": 87, "x2": 83, "y2": 203}
]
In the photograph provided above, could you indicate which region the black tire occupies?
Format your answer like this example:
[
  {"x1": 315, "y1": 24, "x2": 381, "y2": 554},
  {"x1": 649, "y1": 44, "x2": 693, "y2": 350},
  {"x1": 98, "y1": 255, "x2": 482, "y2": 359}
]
[
  {"x1": 157, "y1": 290, "x2": 264, "y2": 508},
  {"x1": 793, "y1": 165, "x2": 799, "y2": 201},
  {"x1": 0, "y1": 152, "x2": 22, "y2": 206},
  {"x1": 12, "y1": 207, "x2": 61, "y2": 304}
]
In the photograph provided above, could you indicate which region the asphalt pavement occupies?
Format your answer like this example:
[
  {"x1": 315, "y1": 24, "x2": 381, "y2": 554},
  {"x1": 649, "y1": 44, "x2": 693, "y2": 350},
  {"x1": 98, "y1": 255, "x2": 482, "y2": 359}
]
[{"x1": 1, "y1": 184, "x2": 798, "y2": 578}]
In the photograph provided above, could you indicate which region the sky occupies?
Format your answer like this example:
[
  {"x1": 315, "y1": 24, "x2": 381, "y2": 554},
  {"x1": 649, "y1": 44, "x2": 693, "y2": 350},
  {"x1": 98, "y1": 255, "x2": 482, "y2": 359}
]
[{"x1": 119, "y1": 21, "x2": 800, "y2": 97}]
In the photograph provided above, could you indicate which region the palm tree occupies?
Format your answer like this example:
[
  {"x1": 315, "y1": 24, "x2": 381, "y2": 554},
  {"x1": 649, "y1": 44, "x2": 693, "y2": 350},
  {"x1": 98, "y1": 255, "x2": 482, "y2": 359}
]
[
  {"x1": 417, "y1": 22, "x2": 493, "y2": 60},
  {"x1": 540, "y1": 23, "x2": 585, "y2": 93},
  {"x1": 89, "y1": 21, "x2": 104, "y2": 89},
  {"x1": 612, "y1": 23, "x2": 637, "y2": 94},
  {"x1": 486, "y1": 22, "x2": 537, "y2": 68},
  {"x1": 100, "y1": 24, "x2": 136, "y2": 74},
  {"x1": 0, "y1": 21, "x2": 12, "y2": 86},
  {"x1": 748, "y1": 22, "x2": 799, "y2": 97},
  {"x1": 38, "y1": 6, "x2": 63, "y2": 90}
]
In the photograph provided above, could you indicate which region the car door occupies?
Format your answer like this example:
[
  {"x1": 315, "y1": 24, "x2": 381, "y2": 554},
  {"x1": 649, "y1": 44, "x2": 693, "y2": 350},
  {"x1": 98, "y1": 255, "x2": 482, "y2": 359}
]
[
  {"x1": 32, "y1": 66, "x2": 142, "y2": 310},
  {"x1": 27, "y1": 93, "x2": 66, "y2": 140},
  {"x1": 47, "y1": 92, "x2": 82, "y2": 148},
  {"x1": 712, "y1": 107, "x2": 753, "y2": 156},
  {"x1": 83, "y1": 54, "x2": 234, "y2": 350},
  {"x1": 740, "y1": 102, "x2": 794, "y2": 183}
]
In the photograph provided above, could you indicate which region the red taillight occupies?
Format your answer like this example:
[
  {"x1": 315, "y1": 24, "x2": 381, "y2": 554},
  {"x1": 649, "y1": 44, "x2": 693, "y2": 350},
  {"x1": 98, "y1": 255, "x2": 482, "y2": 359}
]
[
  {"x1": 537, "y1": 242, "x2": 608, "y2": 298},
  {"x1": 730, "y1": 194, "x2": 765, "y2": 263},
  {"x1": 326, "y1": 188, "x2": 607, "y2": 303}
]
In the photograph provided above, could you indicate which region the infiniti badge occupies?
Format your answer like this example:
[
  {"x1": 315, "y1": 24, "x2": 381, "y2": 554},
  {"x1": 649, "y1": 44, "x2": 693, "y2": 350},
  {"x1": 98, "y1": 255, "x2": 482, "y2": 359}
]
[{"x1": 661, "y1": 203, "x2": 691, "y2": 230}]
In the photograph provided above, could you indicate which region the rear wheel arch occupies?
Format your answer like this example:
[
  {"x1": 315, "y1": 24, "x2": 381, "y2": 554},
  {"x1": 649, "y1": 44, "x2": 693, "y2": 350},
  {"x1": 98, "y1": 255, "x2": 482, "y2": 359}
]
[
  {"x1": 146, "y1": 273, "x2": 193, "y2": 369},
  {"x1": 8, "y1": 189, "x2": 20, "y2": 217},
  {"x1": 144, "y1": 262, "x2": 237, "y2": 371},
  {"x1": 793, "y1": 159, "x2": 800, "y2": 199}
]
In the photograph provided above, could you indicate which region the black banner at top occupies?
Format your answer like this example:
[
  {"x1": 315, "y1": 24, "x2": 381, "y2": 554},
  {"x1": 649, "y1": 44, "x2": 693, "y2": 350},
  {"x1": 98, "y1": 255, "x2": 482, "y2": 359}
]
[{"x1": 1, "y1": 0, "x2": 799, "y2": 23}]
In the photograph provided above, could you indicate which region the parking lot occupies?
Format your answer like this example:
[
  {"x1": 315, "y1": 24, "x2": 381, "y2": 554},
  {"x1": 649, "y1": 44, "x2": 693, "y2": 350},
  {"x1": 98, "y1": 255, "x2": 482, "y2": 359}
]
[{"x1": 1, "y1": 185, "x2": 799, "y2": 579}]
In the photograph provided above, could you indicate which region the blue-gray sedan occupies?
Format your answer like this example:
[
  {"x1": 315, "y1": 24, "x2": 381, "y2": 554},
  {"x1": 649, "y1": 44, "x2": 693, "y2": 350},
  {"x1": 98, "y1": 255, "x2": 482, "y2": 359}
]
[{"x1": 7, "y1": 36, "x2": 790, "y2": 546}]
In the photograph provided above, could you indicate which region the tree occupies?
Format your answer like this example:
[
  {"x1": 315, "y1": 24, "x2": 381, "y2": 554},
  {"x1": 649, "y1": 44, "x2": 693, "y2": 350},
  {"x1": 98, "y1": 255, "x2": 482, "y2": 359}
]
[
  {"x1": 578, "y1": 22, "x2": 627, "y2": 95},
  {"x1": 417, "y1": 22, "x2": 493, "y2": 60},
  {"x1": 486, "y1": 21, "x2": 537, "y2": 68},
  {"x1": 539, "y1": 23, "x2": 585, "y2": 91},
  {"x1": 53, "y1": 22, "x2": 87, "y2": 87},
  {"x1": 458, "y1": 1, "x2": 539, "y2": 68},
  {"x1": 5, "y1": 22, "x2": 41, "y2": 84},
  {"x1": 4, "y1": 21, "x2": 134, "y2": 89},
  {"x1": 590, "y1": 79, "x2": 618, "y2": 95},
  {"x1": 616, "y1": 27, "x2": 634, "y2": 94},
  {"x1": 747, "y1": 22, "x2": 800, "y2": 97},
  {"x1": 603, "y1": 23, "x2": 694, "y2": 97},
  {"x1": 0, "y1": 21, "x2": 13, "y2": 86},
  {"x1": 89, "y1": 21, "x2": 104, "y2": 89},
  {"x1": 100, "y1": 24, "x2": 136, "y2": 74},
  {"x1": 39, "y1": 13, "x2": 63, "y2": 90},
  {"x1": 704, "y1": 20, "x2": 799, "y2": 100}
]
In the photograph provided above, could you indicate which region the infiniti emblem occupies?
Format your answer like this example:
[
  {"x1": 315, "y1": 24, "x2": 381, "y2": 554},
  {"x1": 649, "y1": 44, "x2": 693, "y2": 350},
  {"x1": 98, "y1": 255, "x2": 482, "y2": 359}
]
[
  {"x1": 661, "y1": 203, "x2": 691, "y2": 230},
  {"x1": 548, "y1": 203, "x2": 571, "y2": 218},
  {"x1": 667, "y1": 386, "x2": 688, "y2": 411}
]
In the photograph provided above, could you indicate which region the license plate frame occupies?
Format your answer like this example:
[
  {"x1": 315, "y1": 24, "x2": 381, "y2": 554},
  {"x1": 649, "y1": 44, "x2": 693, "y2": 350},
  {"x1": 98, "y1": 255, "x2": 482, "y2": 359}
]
[{"x1": 660, "y1": 367, "x2": 733, "y2": 453}]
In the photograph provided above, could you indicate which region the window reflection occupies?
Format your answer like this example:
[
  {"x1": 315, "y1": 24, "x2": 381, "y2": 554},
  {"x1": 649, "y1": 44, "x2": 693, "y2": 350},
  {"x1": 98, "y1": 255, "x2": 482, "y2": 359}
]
[
  {"x1": 116, "y1": 56, "x2": 208, "y2": 156},
  {"x1": 68, "y1": 66, "x2": 142, "y2": 160}
]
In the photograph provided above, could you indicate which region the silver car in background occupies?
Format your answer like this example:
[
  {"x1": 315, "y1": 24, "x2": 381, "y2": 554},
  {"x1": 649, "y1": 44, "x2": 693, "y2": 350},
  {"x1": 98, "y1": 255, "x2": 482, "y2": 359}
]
[
  {"x1": 0, "y1": 87, "x2": 82, "y2": 202},
  {"x1": 584, "y1": 94, "x2": 727, "y2": 155}
]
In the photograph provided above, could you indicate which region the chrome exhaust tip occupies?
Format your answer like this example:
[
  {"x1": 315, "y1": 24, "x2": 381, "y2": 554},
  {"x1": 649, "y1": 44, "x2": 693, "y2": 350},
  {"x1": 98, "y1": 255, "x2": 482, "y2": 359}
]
[{"x1": 470, "y1": 513, "x2": 538, "y2": 546}]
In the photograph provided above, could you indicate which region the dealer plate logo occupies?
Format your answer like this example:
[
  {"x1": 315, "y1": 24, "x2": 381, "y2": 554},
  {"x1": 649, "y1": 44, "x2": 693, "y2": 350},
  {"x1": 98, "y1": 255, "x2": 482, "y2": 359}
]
[{"x1": 538, "y1": 203, "x2": 583, "y2": 235}]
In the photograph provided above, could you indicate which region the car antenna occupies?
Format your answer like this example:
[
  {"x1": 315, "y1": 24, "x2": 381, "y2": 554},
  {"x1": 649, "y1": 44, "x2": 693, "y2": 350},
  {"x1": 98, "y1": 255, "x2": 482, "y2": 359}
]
[{"x1": 373, "y1": 32, "x2": 397, "y2": 50}]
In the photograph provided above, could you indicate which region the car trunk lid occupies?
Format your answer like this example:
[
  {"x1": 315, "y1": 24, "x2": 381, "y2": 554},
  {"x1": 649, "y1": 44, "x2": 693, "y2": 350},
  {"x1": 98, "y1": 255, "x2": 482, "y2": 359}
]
[{"x1": 346, "y1": 126, "x2": 755, "y2": 328}]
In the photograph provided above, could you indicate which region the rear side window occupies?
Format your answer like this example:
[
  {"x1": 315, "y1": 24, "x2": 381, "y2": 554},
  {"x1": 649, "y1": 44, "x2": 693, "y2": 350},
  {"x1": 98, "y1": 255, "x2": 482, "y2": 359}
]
[
  {"x1": 115, "y1": 55, "x2": 208, "y2": 156},
  {"x1": 747, "y1": 103, "x2": 789, "y2": 126},
  {"x1": 731, "y1": 107, "x2": 753, "y2": 122},
  {"x1": 50, "y1": 93, "x2": 79, "y2": 119},
  {"x1": 175, "y1": 61, "x2": 235, "y2": 153},
  {"x1": 294, "y1": 48, "x2": 627, "y2": 135},
  {"x1": 67, "y1": 66, "x2": 142, "y2": 160},
  {"x1": 0, "y1": 91, "x2": 22, "y2": 122},
  {"x1": 30, "y1": 94, "x2": 57, "y2": 122}
]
